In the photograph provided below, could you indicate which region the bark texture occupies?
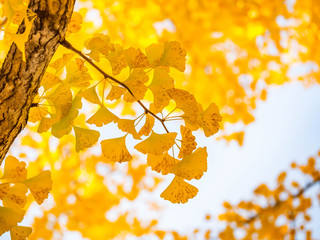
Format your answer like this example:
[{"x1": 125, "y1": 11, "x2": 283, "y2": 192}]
[{"x1": 0, "y1": 0, "x2": 76, "y2": 165}]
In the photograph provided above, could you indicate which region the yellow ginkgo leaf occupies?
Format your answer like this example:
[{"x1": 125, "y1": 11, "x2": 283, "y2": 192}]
[
  {"x1": 2, "y1": 156, "x2": 27, "y2": 182},
  {"x1": 146, "y1": 42, "x2": 186, "y2": 71},
  {"x1": 51, "y1": 95, "x2": 81, "y2": 138},
  {"x1": 46, "y1": 82, "x2": 72, "y2": 110},
  {"x1": 107, "y1": 44, "x2": 127, "y2": 75},
  {"x1": 0, "y1": 207, "x2": 24, "y2": 235},
  {"x1": 117, "y1": 118, "x2": 141, "y2": 140},
  {"x1": 146, "y1": 43, "x2": 164, "y2": 68},
  {"x1": 106, "y1": 85, "x2": 126, "y2": 101},
  {"x1": 84, "y1": 34, "x2": 114, "y2": 62},
  {"x1": 178, "y1": 125, "x2": 197, "y2": 158},
  {"x1": 23, "y1": 170, "x2": 52, "y2": 205},
  {"x1": 37, "y1": 117, "x2": 56, "y2": 133},
  {"x1": 3, "y1": 183, "x2": 28, "y2": 209},
  {"x1": 147, "y1": 153, "x2": 179, "y2": 175},
  {"x1": 10, "y1": 226, "x2": 32, "y2": 240},
  {"x1": 124, "y1": 47, "x2": 149, "y2": 69},
  {"x1": 198, "y1": 103, "x2": 222, "y2": 137},
  {"x1": 81, "y1": 85, "x2": 101, "y2": 105},
  {"x1": 65, "y1": 58, "x2": 92, "y2": 88},
  {"x1": 10, "y1": 16, "x2": 34, "y2": 61},
  {"x1": 0, "y1": 183, "x2": 10, "y2": 200},
  {"x1": 101, "y1": 136, "x2": 133, "y2": 163},
  {"x1": 160, "y1": 177, "x2": 198, "y2": 204},
  {"x1": 49, "y1": 53, "x2": 75, "y2": 74},
  {"x1": 67, "y1": 12, "x2": 83, "y2": 34},
  {"x1": 149, "y1": 67, "x2": 174, "y2": 112},
  {"x1": 138, "y1": 114, "x2": 155, "y2": 137},
  {"x1": 123, "y1": 69, "x2": 148, "y2": 102},
  {"x1": 134, "y1": 131, "x2": 177, "y2": 155},
  {"x1": 166, "y1": 88, "x2": 198, "y2": 122},
  {"x1": 73, "y1": 126, "x2": 100, "y2": 152},
  {"x1": 28, "y1": 106, "x2": 48, "y2": 123},
  {"x1": 41, "y1": 72, "x2": 62, "y2": 91},
  {"x1": 2, "y1": 0, "x2": 27, "y2": 27},
  {"x1": 86, "y1": 106, "x2": 118, "y2": 127},
  {"x1": 171, "y1": 147, "x2": 208, "y2": 180}
]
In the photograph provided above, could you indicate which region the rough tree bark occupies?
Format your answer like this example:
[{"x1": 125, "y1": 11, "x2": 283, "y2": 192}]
[{"x1": 0, "y1": 0, "x2": 76, "y2": 165}]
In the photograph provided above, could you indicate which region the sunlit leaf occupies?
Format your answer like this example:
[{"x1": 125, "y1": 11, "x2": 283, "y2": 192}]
[
  {"x1": 134, "y1": 131, "x2": 177, "y2": 155},
  {"x1": 10, "y1": 226, "x2": 32, "y2": 240},
  {"x1": 1, "y1": 156, "x2": 27, "y2": 182},
  {"x1": 23, "y1": 171, "x2": 52, "y2": 205},
  {"x1": 160, "y1": 177, "x2": 198, "y2": 204},
  {"x1": 101, "y1": 136, "x2": 132, "y2": 163},
  {"x1": 86, "y1": 106, "x2": 118, "y2": 127},
  {"x1": 0, "y1": 207, "x2": 24, "y2": 235},
  {"x1": 73, "y1": 126, "x2": 100, "y2": 152},
  {"x1": 171, "y1": 147, "x2": 208, "y2": 180}
]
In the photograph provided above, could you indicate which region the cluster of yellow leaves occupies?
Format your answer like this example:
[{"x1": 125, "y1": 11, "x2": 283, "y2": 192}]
[
  {"x1": 0, "y1": 155, "x2": 52, "y2": 239},
  {"x1": 13, "y1": 132, "x2": 163, "y2": 240},
  {"x1": 212, "y1": 151, "x2": 320, "y2": 240},
  {"x1": 27, "y1": 32, "x2": 222, "y2": 205}
]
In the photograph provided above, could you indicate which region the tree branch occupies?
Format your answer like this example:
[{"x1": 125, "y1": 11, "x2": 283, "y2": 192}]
[
  {"x1": 244, "y1": 178, "x2": 320, "y2": 224},
  {"x1": 0, "y1": 0, "x2": 76, "y2": 165}
]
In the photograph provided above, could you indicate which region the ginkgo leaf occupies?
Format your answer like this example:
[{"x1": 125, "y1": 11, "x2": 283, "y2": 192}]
[
  {"x1": 49, "y1": 53, "x2": 75, "y2": 73},
  {"x1": 149, "y1": 67, "x2": 174, "y2": 112},
  {"x1": 138, "y1": 114, "x2": 155, "y2": 137},
  {"x1": 1, "y1": 156, "x2": 27, "y2": 182},
  {"x1": 146, "y1": 43, "x2": 164, "y2": 68},
  {"x1": 0, "y1": 207, "x2": 24, "y2": 235},
  {"x1": 160, "y1": 41, "x2": 186, "y2": 72},
  {"x1": 10, "y1": 226, "x2": 32, "y2": 240},
  {"x1": 41, "y1": 72, "x2": 62, "y2": 91},
  {"x1": 145, "y1": 41, "x2": 186, "y2": 71},
  {"x1": 178, "y1": 125, "x2": 197, "y2": 158},
  {"x1": 67, "y1": 12, "x2": 83, "y2": 34},
  {"x1": 28, "y1": 106, "x2": 48, "y2": 123},
  {"x1": 124, "y1": 47, "x2": 149, "y2": 69},
  {"x1": 3, "y1": 183, "x2": 28, "y2": 209},
  {"x1": 101, "y1": 136, "x2": 133, "y2": 163},
  {"x1": 117, "y1": 119, "x2": 141, "y2": 140},
  {"x1": 198, "y1": 103, "x2": 222, "y2": 137},
  {"x1": 0, "y1": 183, "x2": 10, "y2": 200},
  {"x1": 65, "y1": 58, "x2": 92, "y2": 88},
  {"x1": 51, "y1": 95, "x2": 82, "y2": 138},
  {"x1": 107, "y1": 44, "x2": 127, "y2": 75},
  {"x1": 84, "y1": 34, "x2": 114, "y2": 62},
  {"x1": 10, "y1": 16, "x2": 34, "y2": 61},
  {"x1": 37, "y1": 117, "x2": 56, "y2": 133},
  {"x1": 73, "y1": 126, "x2": 100, "y2": 152},
  {"x1": 171, "y1": 147, "x2": 208, "y2": 180},
  {"x1": 160, "y1": 177, "x2": 198, "y2": 204},
  {"x1": 1, "y1": 0, "x2": 27, "y2": 27},
  {"x1": 166, "y1": 88, "x2": 198, "y2": 122},
  {"x1": 147, "y1": 153, "x2": 179, "y2": 175},
  {"x1": 123, "y1": 69, "x2": 148, "y2": 102},
  {"x1": 46, "y1": 83, "x2": 72, "y2": 106},
  {"x1": 81, "y1": 85, "x2": 101, "y2": 105},
  {"x1": 86, "y1": 106, "x2": 118, "y2": 127},
  {"x1": 134, "y1": 131, "x2": 177, "y2": 155},
  {"x1": 23, "y1": 170, "x2": 52, "y2": 205},
  {"x1": 106, "y1": 85, "x2": 126, "y2": 101}
]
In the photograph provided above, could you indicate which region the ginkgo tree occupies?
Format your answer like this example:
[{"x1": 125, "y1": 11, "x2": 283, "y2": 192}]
[{"x1": 0, "y1": 0, "x2": 320, "y2": 239}]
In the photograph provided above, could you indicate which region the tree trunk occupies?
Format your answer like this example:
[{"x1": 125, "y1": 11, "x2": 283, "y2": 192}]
[{"x1": 0, "y1": 0, "x2": 76, "y2": 165}]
